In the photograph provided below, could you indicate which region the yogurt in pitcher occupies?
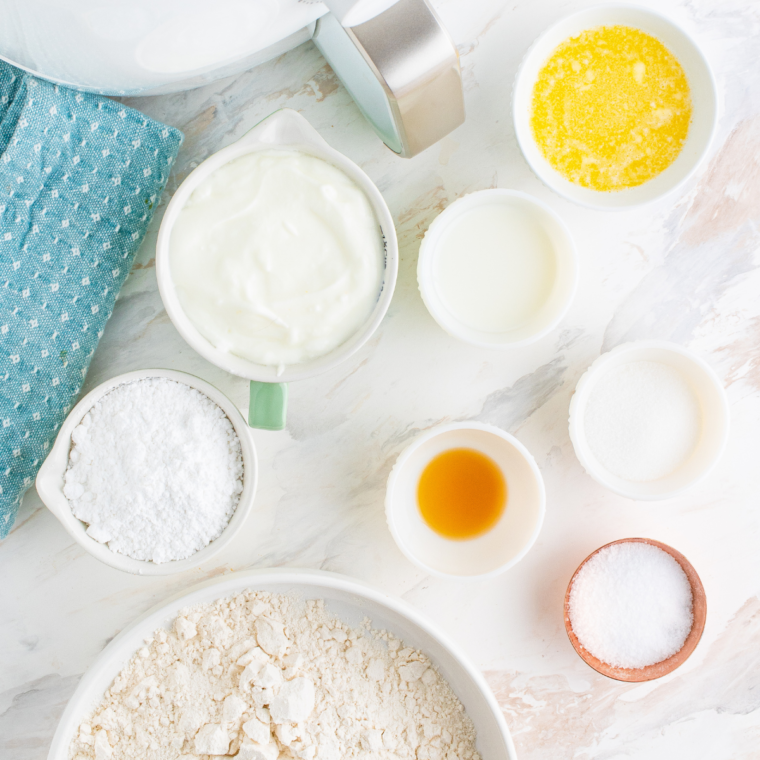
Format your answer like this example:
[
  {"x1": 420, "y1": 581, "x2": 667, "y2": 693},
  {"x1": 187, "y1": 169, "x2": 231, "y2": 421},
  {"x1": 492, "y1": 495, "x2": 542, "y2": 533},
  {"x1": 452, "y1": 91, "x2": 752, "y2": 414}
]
[{"x1": 170, "y1": 150, "x2": 384, "y2": 369}]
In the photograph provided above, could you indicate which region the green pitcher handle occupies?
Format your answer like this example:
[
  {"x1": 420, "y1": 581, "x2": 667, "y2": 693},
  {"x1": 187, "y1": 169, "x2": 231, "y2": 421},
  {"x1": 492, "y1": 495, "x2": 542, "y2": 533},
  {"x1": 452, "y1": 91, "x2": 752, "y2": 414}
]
[{"x1": 248, "y1": 381, "x2": 288, "y2": 430}]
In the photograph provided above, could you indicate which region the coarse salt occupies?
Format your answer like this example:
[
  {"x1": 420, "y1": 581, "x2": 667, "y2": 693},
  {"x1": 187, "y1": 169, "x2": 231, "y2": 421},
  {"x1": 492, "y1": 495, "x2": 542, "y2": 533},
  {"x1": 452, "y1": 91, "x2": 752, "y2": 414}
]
[
  {"x1": 568, "y1": 542, "x2": 694, "y2": 669},
  {"x1": 583, "y1": 360, "x2": 702, "y2": 482},
  {"x1": 64, "y1": 377, "x2": 244, "y2": 563}
]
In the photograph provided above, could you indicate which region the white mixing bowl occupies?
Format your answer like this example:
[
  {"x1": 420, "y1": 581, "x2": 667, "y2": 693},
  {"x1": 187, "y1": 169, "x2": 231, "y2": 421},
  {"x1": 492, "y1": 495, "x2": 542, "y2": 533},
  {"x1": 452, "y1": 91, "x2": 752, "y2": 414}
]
[{"x1": 46, "y1": 569, "x2": 517, "y2": 759}]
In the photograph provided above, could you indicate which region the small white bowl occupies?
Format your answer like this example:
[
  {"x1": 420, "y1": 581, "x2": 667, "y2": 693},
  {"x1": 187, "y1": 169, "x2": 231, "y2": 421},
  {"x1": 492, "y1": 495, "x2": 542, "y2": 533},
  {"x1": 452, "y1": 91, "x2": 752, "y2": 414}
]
[
  {"x1": 512, "y1": 4, "x2": 718, "y2": 210},
  {"x1": 385, "y1": 422, "x2": 546, "y2": 579},
  {"x1": 36, "y1": 369, "x2": 257, "y2": 575},
  {"x1": 417, "y1": 189, "x2": 578, "y2": 348},
  {"x1": 569, "y1": 341, "x2": 729, "y2": 500}
]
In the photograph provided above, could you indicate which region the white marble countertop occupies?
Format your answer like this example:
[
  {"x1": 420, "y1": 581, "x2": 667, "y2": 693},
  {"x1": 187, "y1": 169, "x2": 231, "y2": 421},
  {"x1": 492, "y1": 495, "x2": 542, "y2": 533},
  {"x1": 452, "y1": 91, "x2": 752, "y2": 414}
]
[{"x1": 2, "y1": 0, "x2": 760, "y2": 757}]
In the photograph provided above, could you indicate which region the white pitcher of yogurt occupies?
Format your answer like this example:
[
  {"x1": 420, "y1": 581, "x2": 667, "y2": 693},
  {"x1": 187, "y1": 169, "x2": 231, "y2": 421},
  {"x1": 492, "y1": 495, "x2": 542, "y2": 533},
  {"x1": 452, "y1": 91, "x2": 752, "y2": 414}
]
[{"x1": 156, "y1": 109, "x2": 398, "y2": 429}]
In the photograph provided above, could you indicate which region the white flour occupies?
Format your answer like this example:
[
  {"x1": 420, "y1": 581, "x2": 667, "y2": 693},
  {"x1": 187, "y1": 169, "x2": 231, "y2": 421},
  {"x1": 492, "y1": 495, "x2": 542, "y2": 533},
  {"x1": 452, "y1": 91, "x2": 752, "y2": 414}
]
[
  {"x1": 68, "y1": 591, "x2": 481, "y2": 760},
  {"x1": 64, "y1": 378, "x2": 244, "y2": 563}
]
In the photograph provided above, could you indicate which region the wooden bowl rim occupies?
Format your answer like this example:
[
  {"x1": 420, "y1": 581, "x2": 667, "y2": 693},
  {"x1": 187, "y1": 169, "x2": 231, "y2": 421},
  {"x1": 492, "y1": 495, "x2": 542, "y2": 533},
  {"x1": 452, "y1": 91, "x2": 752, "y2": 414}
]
[{"x1": 564, "y1": 537, "x2": 707, "y2": 682}]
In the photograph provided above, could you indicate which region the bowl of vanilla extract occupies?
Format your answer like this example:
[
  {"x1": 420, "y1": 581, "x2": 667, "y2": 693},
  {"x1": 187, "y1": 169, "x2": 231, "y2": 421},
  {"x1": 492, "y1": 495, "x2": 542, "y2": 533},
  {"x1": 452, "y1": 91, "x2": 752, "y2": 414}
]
[{"x1": 385, "y1": 422, "x2": 546, "y2": 579}]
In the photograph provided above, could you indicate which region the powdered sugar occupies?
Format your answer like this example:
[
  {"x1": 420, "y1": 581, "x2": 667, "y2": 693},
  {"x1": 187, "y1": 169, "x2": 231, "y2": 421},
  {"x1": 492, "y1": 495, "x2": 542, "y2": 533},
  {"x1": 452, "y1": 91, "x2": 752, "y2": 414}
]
[
  {"x1": 64, "y1": 378, "x2": 244, "y2": 563},
  {"x1": 68, "y1": 591, "x2": 481, "y2": 760}
]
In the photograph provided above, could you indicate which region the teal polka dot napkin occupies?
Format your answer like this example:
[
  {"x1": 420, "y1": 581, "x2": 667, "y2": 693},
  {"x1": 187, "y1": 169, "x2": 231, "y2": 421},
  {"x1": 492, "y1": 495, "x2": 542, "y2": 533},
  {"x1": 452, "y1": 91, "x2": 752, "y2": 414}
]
[{"x1": 0, "y1": 61, "x2": 183, "y2": 537}]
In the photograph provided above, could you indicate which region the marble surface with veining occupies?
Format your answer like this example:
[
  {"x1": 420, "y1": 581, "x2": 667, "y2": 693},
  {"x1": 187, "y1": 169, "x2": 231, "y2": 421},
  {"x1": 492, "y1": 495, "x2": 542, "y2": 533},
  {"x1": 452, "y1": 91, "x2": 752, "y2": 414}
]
[{"x1": 3, "y1": 0, "x2": 760, "y2": 757}]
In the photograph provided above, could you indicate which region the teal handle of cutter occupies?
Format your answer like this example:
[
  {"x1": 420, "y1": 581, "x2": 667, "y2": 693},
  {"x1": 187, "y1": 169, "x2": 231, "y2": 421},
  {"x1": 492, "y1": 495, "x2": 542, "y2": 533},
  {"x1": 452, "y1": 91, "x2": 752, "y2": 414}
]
[{"x1": 249, "y1": 381, "x2": 288, "y2": 430}]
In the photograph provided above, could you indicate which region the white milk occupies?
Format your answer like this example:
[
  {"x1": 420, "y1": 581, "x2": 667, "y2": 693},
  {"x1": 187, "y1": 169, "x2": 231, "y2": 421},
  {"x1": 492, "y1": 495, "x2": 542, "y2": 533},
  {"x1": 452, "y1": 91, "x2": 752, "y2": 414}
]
[
  {"x1": 170, "y1": 150, "x2": 383, "y2": 368},
  {"x1": 433, "y1": 202, "x2": 557, "y2": 333}
]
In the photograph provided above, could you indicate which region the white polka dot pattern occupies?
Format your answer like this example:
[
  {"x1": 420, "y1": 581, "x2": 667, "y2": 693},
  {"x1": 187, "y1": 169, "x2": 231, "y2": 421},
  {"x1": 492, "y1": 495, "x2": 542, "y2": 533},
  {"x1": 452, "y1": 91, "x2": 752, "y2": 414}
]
[{"x1": 0, "y1": 62, "x2": 183, "y2": 537}]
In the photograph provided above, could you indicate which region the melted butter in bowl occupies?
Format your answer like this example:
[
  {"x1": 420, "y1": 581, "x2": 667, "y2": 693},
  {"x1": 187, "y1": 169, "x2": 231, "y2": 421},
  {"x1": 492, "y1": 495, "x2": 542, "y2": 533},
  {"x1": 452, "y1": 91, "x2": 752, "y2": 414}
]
[
  {"x1": 530, "y1": 25, "x2": 692, "y2": 192},
  {"x1": 512, "y1": 6, "x2": 717, "y2": 209},
  {"x1": 169, "y1": 149, "x2": 384, "y2": 370}
]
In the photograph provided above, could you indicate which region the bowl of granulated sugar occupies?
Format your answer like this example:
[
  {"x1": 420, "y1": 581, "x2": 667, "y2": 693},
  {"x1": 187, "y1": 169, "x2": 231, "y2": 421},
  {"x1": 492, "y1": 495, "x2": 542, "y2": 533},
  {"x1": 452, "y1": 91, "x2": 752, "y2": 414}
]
[
  {"x1": 564, "y1": 538, "x2": 706, "y2": 681},
  {"x1": 569, "y1": 340, "x2": 729, "y2": 500},
  {"x1": 36, "y1": 369, "x2": 257, "y2": 575}
]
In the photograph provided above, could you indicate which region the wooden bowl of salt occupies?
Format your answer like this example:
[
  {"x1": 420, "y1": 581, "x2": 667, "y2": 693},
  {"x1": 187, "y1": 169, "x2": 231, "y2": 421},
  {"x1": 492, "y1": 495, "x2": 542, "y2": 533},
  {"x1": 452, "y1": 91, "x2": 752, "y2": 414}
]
[{"x1": 564, "y1": 538, "x2": 706, "y2": 682}]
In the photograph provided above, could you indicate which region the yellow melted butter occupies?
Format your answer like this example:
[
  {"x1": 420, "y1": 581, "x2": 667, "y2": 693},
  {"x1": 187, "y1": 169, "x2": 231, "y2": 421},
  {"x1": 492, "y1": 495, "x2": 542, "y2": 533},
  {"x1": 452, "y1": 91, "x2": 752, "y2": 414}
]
[{"x1": 530, "y1": 25, "x2": 692, "y2": 192}]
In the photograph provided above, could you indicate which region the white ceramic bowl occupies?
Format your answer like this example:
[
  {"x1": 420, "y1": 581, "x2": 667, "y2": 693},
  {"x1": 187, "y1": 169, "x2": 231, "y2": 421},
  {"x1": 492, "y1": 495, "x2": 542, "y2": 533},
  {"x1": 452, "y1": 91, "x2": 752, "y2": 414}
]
[
  {"x1": 47, "y1": 569, "x2": 518, "y2": 760},
  {"x1": 569, "y1": 341, "x2": 729, "y2": 500},
  {"x1": 156, "y1": 108, "x2": 398, "y2": 385},
  {"x1": 417, "y1": 189, "x2": 578, "y2": 348},
  {"x1": 512, "y1": 4, "x2": 718, "y2": 210},
  {"x1": 386, "y1": 422, "x2": 546, "y2": 579},
  {"x1": 35, "y1": 369, "x2": 257, "y2": 575}
]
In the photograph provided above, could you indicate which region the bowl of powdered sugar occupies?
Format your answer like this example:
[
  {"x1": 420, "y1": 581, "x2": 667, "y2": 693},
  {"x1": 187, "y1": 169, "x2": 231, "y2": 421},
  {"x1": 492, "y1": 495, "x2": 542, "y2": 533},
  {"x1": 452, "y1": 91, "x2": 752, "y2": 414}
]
[
  {"x1": 36, "y1": 369, "x2": 256, "y2": 575},
  {"x1": 569, "y1": 340, "x2": 729, "y2": 500},
  {"x1": 564, "y1": 538, "x2": 706, "y2": 681}
]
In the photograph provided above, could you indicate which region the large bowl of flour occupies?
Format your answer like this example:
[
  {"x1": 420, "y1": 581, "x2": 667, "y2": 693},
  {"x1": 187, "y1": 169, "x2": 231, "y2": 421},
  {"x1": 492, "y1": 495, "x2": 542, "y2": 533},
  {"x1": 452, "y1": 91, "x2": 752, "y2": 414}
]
[{"x1": 47, "y1": 569, "x2": 516, "y2": 760}]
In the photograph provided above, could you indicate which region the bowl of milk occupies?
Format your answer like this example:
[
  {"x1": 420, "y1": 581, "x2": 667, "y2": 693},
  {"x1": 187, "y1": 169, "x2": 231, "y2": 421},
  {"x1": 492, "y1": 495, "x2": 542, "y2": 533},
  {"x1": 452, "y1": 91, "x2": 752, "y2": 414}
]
[
  {"x1": 417, "y1": 189, "x2": 577, "y2": 347},
  {"x1": 156, "y1": 109, "x2": 397, "y2": 429}
]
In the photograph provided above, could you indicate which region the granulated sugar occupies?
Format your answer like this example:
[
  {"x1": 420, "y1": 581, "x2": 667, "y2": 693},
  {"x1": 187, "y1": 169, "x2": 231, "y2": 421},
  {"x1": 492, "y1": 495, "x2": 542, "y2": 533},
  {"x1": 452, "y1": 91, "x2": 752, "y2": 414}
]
[
  {"x1": 568, "y1": 542, "x2": 694, "y2": 669},
  {"x1": 583, "y1": 360, "x2": 702, "y2": 482},
  {"x1": 68, "y1": 590, "x2": 481, "y2": 760},
  {"x1": 64, "y1": 378, "x2": 244, "y2": 563}
]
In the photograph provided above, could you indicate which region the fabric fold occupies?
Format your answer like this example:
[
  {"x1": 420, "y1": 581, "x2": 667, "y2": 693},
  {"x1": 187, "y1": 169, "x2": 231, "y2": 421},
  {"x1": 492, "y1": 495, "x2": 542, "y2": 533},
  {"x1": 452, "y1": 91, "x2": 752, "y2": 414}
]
[{"x1": 0, "y1": 61, "x2": 183, "y2": 537}]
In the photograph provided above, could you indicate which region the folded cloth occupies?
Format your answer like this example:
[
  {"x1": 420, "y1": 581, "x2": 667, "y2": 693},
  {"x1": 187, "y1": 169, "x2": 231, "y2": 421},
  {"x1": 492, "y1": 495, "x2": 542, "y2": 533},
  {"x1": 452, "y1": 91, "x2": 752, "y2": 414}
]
[{"x1": 0, "y1": 61, "x2": 182, "y2": 537}]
